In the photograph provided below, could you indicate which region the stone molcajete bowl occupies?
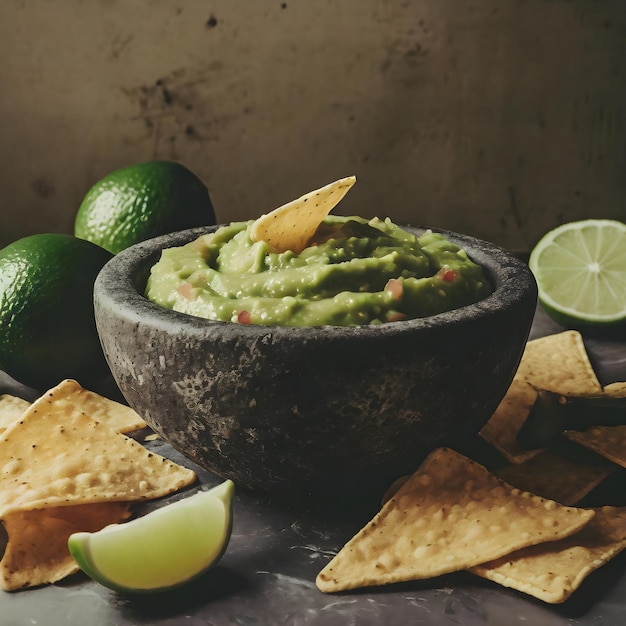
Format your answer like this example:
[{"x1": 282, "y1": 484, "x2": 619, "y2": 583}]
[{"x1": 94, "y1": 225, "x2": 537, "y2": 504}]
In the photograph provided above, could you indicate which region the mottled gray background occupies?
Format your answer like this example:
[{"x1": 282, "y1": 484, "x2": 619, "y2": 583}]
[{"x1": 1, "y1": 0, "x2": 624, "y2": 251}]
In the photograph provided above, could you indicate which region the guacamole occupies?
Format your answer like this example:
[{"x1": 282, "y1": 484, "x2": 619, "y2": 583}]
[{"x1": 145, "y1": 216, "x2": 492, "y2": 327}]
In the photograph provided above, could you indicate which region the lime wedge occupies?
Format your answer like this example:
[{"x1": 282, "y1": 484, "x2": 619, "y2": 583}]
[
  {"x1": 529, "y1": 219, "x2": 626, "y2": 333},
  {"x1": 68, "y1": 480, "x2": 234, "y2": 593}
]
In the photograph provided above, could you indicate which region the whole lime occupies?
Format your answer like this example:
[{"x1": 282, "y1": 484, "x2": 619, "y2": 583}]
[
  {"x1": 74, "y1": 161, "x2": 216, "y2": 254},
  {"x1": 0, "y1": 233, "x2": 113, "y2": 389}
]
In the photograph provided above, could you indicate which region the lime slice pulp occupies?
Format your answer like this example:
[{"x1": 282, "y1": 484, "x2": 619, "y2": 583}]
[
  {"x1": 528, "y1": 219, "x2": 626, "y2": 331},
  {"x1": 68, "y1": 480, "x2": 234, "y2": 593}
]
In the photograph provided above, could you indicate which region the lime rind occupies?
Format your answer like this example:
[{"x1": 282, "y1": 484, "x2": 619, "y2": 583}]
[
  {"x1": 68, "y1": 480, "x2": 234, "y2": 594},
  {"x1": 529, "y1": 219, "x2": 626, "y2": 327},
  {"x1": 74, "y1": 161, "x2": 215, "y2": 255}
]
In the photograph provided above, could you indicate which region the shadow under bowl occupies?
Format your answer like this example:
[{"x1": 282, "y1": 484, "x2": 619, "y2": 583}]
[{"x1": 94, "y1": 225, "x2": 537, "y2": 504}]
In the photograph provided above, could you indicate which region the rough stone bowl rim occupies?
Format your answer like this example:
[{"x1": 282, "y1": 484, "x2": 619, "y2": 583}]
[{"x1": 94, "y1": 223, "x2": 536, "y2": 340}]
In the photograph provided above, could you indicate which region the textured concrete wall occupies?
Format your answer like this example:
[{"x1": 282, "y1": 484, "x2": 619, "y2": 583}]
[{"x1": 1, "y1": 0, "x2": 625, "y2": 251}]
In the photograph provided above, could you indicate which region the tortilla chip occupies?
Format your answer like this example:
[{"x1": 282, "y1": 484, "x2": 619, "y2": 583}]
[
  {"x1": 316, "y1": 448, "x2": 594, "y2": 593},
  {"x1": 515, "y1": 331, "x2": 602, "y2": 396},
  {"x1": 0, "y1": 395, "x2": 30, "y2": 433},
  {"x1": 603, "y1": 382, "x2": 626, "y2": 398},
  {"x1": 0, "y1": 502, "x2": 132, "y2": 591},
  {"x1": 495, "y1": 451, "x2": 614, "y2": 506},
  {"x1": 250, "y1": 176, "x2": 356, "y2": 253},
  {"x1": 381, "y1": 475, "x2": 409, "y2": 506},
  {"x1": 479, "y1": 379, "x2": 542, "y2": 463},
  {"x1": 43, "y1": 379, "x2": 147, "y2": 434},
  {"x1": 0, "y1": 383, "x2": 147, "y2": 436},
  {"x1": 470, "y1": 506, "x2": 626, "y2": 604},
  {"x1": 0, "y1": 379, "x2": 196, "y2": 515},
  {"x1": 564, "y1": 426, "x2": 626, "y2": 468},
  {"x1": 0, "y1": 380, "x2": 196, "y2": 590}
]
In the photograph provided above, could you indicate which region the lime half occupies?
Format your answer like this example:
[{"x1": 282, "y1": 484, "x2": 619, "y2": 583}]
[
  {"x1": 68, "y1": 480, "x2": 234, "y2": 593},
  {"x1": 529, "y1": 219, "x2": 626, "y2": 333}
]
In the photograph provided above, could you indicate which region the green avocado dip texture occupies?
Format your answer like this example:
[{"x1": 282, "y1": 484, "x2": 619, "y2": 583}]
[{"x1": 145, "y1": 216, "x2": 492, "y2": 327}]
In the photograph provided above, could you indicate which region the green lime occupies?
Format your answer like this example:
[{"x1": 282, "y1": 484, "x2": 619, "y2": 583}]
[
  {"x1": 68, "y1": 480, "x2": 235, "y2": 594},
  {"x1": 0, "y1": 233, "x2": 113, "y2": 389},
  {"x1": 528, "y1": 219, "x2": 626, "y2": 334},
  {"x1": 74, "y1": 161, "x2": 216, "y2": 254}
]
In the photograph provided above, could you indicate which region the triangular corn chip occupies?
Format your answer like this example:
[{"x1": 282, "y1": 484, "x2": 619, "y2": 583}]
[
  {"x1": 316, "y1": 448, "x2": 594, "y2": 593},
  {"x1": 0, "y1": 502, "x2": 132, "y2": 591},
  {"x1": 250, "y1": 176, "x2": 356, "y2": 253},
  {"x1": 495, "y1": 451, "x2": 614, "y2": 506},
  {"x1": 515, "y1": 331, "x2": 602, "y2": 396},
  {"x1": 603, "y1": 382, "x2": 626, "y2": 398},
  {"x1": 0, "y1": 380, "x2": 196, "y2": 590},
  {"x1": 0, "y1": 384, "x2": 196, "y2": 514},
  {"x1": 0, "y1": 394, "x2": 31, "y2": 434},
  {"x1": 0, "y1": 381, "x2": 147, "y2": 436},
  {"x1": 479, "y1": 378, "x2": 542, "y2": 463},
  {"x1": 48, "y1": 379, "x2": 147, "y2": 433},
  {"x1": 470, "y1": 506, "x2": 626, "y2": 603},
  {"x1": 565, "y1": 425, "x2": 626, "y2": 468}
]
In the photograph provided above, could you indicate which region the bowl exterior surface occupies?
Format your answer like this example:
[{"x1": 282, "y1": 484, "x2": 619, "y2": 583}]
[{"x1": 94, "y1": 226, "x2": 537, "y2": 500}]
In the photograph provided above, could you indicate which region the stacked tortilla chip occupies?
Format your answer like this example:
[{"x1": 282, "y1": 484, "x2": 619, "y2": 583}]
[
  {"x1": 482, "y1": 331, "x2": 625, "y2": 490},
  {"x1": 0, "y1": 379, "x2": 196, "y2": 591},
  {"x1": 317, "y1": 331, "x2": 626, "y2": 604}
]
